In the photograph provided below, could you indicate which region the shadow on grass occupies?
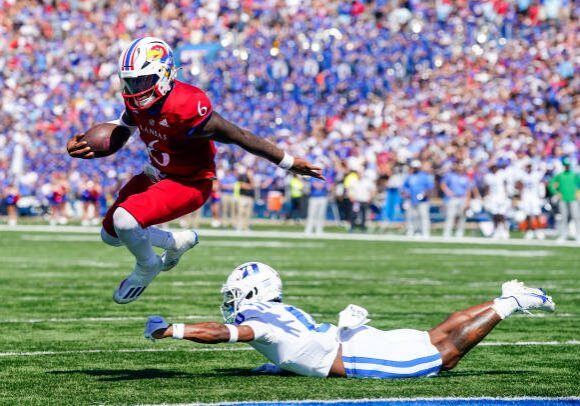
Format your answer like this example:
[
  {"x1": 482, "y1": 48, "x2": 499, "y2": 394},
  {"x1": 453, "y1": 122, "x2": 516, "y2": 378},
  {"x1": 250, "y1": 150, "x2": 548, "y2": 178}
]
[
  {"x1": 48, "y1": 368, "x2": 196, "y2": 381},
  {"x1": 47, "y1": 368, "x2": 292, "y2": 381}
]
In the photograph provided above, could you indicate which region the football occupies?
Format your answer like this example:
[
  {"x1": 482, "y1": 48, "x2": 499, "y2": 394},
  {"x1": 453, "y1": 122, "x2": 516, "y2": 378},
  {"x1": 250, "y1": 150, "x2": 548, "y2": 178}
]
[{"x1": 81, "y1": 123, "x2": 131, "y2": 158}]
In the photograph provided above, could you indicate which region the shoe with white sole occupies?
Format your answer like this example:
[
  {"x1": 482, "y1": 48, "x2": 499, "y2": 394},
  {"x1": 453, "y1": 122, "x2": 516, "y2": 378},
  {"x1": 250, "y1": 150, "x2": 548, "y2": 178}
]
[
  {"x1": 161, "y1": 230, "x2": 198, "y2": 272},
  {"x1": 113, "y1": 256, "x2": 163, "y2": 304},
  {"x1": 144, "y1": 315, "x2": 169, "y2": 340},
  {"x1": 500, "y1": 279, "x2": 555, "y2": 314}
]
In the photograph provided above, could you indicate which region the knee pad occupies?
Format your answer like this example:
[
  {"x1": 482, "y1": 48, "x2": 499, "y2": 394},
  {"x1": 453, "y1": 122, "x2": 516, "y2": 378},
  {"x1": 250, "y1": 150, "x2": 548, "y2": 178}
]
[
  {"x1": 112, "y1": 207, "x2": 140, "y2": 231},
  {"x1": 100, "y1": 227, "x2": 123, "y2": 247}
]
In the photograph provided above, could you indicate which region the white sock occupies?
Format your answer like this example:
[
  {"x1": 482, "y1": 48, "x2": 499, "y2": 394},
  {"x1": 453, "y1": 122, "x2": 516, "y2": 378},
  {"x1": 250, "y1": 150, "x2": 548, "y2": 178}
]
[
  {"x1": 148, "y1": 227, "x2": 176, "y2": 250},
  {"x1": 113, "y1": 208, "x2": 158, "y2": 269},
  {"x1": 492, "y1": 297, "x2": 519, "y2": 319}
]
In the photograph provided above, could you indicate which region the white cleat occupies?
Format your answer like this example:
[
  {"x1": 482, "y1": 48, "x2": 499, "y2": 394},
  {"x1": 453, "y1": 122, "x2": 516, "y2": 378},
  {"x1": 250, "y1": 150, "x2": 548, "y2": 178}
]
[
  {"x1": 500, "y1": 279, "x2": 555, "y2": 314},
  {"x1": 113, "y1": 256, "x2": 163, "y2": 304},
  {"x1": 161, "y1": 230, "x2": 199, "y2": 272}
]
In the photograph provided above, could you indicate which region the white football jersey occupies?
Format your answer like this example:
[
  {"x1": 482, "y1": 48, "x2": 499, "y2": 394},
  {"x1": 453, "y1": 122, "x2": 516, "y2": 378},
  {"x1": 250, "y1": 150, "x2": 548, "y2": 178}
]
[
  {"x1": 484, "y1": 171, "x2": 508, "y2": 200},
  {"x1": 234, "y1": 301, "x2": 339, "y2": 377},
  {"x1": 519, "y1": 171, "x2": 544, "y2": 199}
]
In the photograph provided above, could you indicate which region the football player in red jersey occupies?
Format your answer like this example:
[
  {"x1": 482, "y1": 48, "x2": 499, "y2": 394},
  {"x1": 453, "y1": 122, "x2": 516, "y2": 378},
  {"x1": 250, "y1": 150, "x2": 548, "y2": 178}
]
[{"x1": 67, "y1": 37, "x2": 323, "y2": 304}]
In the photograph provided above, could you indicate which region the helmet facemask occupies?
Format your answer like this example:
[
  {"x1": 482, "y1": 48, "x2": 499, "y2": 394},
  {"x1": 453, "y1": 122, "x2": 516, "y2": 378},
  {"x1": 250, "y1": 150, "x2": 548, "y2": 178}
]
[{"x1": 220, "y1": 262, "x2": 283, "y2": 324}]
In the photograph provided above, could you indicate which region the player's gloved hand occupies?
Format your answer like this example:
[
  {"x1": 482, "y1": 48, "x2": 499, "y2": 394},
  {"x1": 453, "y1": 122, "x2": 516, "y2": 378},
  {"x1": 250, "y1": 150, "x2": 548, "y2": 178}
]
[
  {"x1": 290, "y1": 158, "x2": 325, "y2": 180},
  {"x1": 338, "y1": 304, "x2": 370, "y2": 330},
  {"x1": 144, "y1": 315, "x2": 169, "y2": 341},
  {"x1": 66, "y1": 134, "x2": 95, "y2": 159}
]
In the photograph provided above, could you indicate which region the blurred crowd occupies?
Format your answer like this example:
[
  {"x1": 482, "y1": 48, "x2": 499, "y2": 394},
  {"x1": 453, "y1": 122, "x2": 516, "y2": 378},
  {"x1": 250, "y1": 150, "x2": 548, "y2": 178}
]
[{"x1": 0, "y1": 0, "x2": 578, "y2": 240}]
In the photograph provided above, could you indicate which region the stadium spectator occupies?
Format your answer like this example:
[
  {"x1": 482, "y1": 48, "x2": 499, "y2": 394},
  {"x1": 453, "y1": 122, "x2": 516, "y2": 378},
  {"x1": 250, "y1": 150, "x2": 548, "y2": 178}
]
[
  {"x1": 4, "y1": 183, "x2": 20, "y2": 226},
  {"x1": 236, "y1": 166, "x2": 254, "y2": 231},
  {"x1": 548, "y1": 158, "x2": 580, "y2": 242},
  {"x1": 484, "y1": 164, "x2": 511, "y2": 240},
  {"x1": 516, "y1": 162, "x2": 546, "y2": 240},
  {"x1": 79, "y1": 175, "x2": 102, "y2": 226},
  {"x1": 288, "y1": 174, "x2": 306, "y2": 222},
  {"x1": 220, "y1": 169, "x2": 237, "y2": 228},
  {"x1": 441, "y1": 162, "x2": 479, "y2": 238},
  {"x1": 347, "y1": 167, "x2": 376, "y2": 232},
  {"x1": 305, "y1": 178, "x2": 330, "y2": 235},
  {"x1": 0, "y1": 0, "x2": 577, "y2": 239},
  {"x1": 402, "y1": 161, "x2": 434, "y2": 238}
]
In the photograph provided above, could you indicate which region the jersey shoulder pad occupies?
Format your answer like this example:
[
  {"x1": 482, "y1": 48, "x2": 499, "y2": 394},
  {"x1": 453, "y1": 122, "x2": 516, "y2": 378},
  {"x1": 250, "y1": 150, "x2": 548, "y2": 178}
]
[
  {"x1": 169, "y1": 81, "x2": 212, "y2": 127},
  {"x1": 235, "y1": 302, "x2": 271, "y2": 325}
]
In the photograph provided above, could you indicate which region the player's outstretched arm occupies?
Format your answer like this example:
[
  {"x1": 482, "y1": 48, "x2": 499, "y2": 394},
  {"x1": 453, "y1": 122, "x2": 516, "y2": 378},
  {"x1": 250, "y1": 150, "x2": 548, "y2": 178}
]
[
  {"x1": 145, "y1": 316, "x2": 254, "y2": 344},
  {"x1": 198, "y1": 112, "x2": 324, "y2": 180}
]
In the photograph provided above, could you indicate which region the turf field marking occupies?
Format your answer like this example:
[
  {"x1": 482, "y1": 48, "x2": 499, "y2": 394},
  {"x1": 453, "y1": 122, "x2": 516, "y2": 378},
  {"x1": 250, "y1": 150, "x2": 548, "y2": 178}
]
[
  {"x1": 5, "y1": 225, "x2": 580, "y2": 248},
  {"x1": 0, "y1": 315, "x2": 212, "y2": 324},
  {"x1": 0, "y1": 347, "x2": 254, "y2": 357},
  {"x1": 1, "y1": 341, "x2": 579, "y2": 357},
  {"x1": 408, "y1": 248, "x2": 554, "y2": 257},
  {"x1": 19, "y1": 234, "x2": 326, "y2": 248},
  {"x1": 188, "y1": 397, "x2": 580, "y2": 406}
]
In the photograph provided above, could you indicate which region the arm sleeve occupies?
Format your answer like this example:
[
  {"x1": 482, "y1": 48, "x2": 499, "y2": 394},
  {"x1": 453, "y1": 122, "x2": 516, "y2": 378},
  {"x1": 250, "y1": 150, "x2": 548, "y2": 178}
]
[{"x1": 108, "y1": 110, "x2": 138, "y2": 136}]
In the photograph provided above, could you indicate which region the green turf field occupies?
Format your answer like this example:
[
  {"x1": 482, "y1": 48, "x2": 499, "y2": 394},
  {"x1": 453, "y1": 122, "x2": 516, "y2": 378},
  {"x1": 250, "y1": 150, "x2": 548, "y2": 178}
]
[{"x1": 0, "y1": 229, "x2": 578, "y2": 405}]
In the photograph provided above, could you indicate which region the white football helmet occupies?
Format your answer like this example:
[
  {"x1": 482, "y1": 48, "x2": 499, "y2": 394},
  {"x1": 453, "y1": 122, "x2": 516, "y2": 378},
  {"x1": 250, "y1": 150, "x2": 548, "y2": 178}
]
[
  {"x1": 118, "y1": 37, "x2": 177, "y2": 110},
  {"x1": 220, "y1": 262, "x2": 283, "y2": 324}
]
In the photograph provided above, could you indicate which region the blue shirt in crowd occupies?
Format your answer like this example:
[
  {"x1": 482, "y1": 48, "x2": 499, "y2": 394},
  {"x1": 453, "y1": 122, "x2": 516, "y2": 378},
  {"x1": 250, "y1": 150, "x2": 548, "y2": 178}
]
[
  {"x1": 220, "y1": 174, "x2": 238, "y2": 195},
  {"x1": 442, "y1": 172, "x2": 473, "y2": 199},
  {"x1": 402, "y1": 172, "x2": 435, "y2": 205}
]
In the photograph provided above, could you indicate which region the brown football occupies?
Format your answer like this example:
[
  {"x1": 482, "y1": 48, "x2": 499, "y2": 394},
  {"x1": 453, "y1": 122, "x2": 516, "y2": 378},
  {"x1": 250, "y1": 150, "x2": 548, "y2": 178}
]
[{"x1": 81, "y1": 123, "x2": 131, "y2": 158}]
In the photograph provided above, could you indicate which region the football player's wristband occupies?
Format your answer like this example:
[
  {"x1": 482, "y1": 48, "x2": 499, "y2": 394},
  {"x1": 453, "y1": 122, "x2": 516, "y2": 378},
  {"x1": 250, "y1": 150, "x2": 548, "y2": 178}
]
[
  {"x1": 225, "y1": 324, "x2": 238, "y2": 343},
  {"x1": 278, "y1": 152, "x2": 295, "y2": 170},
  {"x1": 172, "y1": 324, "x2": 185, "y2": 339}
]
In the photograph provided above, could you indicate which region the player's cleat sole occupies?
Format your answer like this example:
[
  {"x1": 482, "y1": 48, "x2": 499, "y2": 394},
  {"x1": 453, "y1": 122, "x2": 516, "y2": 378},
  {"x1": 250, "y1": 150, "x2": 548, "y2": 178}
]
[
  {"x1": 113, "y1": 257, "x2": 162, "y2": 304},
  {"x1": 161, "y1": 230, "x2": 199, "y2": 272},
  {"x1": 500, "y1": 279, "x2": 555, "y2": 314},
  {"x1": 144, "y1": 315, "x2": 169, "y2": 340}
]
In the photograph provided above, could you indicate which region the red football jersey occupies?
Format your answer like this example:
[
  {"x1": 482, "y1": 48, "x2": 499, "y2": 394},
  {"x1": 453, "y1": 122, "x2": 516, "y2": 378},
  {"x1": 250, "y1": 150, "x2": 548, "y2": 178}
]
[{"x1": 125, "y1": 80, "x2": 216, "y2": 181}]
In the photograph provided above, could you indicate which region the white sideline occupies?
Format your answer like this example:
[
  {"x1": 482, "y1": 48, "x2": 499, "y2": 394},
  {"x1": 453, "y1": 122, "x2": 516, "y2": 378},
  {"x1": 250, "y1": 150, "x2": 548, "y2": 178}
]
[
  {"x1": 1, "y1": 225, "x2": 579, "y2": 248},
  {"x1": 187, "y1": 397, "x2": 580, "y2": 406},
  {"x1": 1, "y1": 340, "x2": 579, "y2": 357}
]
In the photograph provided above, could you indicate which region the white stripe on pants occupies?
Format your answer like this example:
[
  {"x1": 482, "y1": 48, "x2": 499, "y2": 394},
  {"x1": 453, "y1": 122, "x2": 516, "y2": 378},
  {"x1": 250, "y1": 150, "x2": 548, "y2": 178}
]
[{"x1": 305, "y1": 196, "x2": 328, "y2": 234}]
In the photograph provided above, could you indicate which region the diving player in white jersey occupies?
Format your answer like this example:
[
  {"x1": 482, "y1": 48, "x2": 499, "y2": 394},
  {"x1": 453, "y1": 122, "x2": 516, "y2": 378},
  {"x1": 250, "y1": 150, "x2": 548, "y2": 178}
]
[
  {"x1": 484, "y1": 164, "x2": 511, "y2": 239},
  {"x1": 517, "y1": 163, "x2": 546, "y2": 240},
  {"x1": 143, "y1": 262, "x2": 555, "y2": 379}
]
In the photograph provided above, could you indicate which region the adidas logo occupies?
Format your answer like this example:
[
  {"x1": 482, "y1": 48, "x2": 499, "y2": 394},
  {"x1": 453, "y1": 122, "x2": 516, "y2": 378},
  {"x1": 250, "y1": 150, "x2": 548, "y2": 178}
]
[{"x1": 159, "y1": 118, "x2": 170, "y2": 127}]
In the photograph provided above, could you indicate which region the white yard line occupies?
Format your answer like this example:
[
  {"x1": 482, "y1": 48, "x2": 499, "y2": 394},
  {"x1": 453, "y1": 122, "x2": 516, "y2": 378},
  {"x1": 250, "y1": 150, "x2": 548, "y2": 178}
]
[
  {"x1": 2, "y1": 225, "x2": 579, "y2": 248},
  {"x1": 0, "y1": 315, "x2": 212, "y2": 324},
  {"x1": 407, "y1": 248, "x2": 554, "y2": 257},
  {"x1": 1, "y1": 341, "x2": 578, "y2": 357},
  {"x1": 0, "y1": 347, "x2": 253, "y2": 357}
]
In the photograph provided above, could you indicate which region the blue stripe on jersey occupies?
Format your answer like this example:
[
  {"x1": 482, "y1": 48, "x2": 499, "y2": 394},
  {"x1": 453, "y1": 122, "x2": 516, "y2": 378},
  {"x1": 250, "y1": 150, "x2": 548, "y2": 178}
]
[
  {"x1": 345, "y1": 364, "x2": 441, "y2": 379},
  {"x1": 342, "y1": 353, "x2": 441, "y2": 368},
  {"x1": 124, "y1": 38, "x2": 141, "y2": 69}
]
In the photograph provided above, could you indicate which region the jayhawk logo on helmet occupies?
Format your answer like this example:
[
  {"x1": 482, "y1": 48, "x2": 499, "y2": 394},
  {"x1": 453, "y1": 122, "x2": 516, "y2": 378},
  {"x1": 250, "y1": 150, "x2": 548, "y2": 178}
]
[
  {"x1": 146, "y1": 44, "x2": 169, "y2": 62},
  {"x1": 118, "y1": 37, "x2": 176, "y2": 110}
]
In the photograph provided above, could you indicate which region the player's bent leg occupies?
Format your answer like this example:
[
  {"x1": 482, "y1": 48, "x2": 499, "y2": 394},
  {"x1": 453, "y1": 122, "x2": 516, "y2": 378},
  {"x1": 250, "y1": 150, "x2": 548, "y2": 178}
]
[
  {"x1": 161, "y1": 229, "x2": 199, "y2": 272},
  {"x1": 430, "y1": 281, "x2": 555, "y2": 370},
  {"x1": 112, "y1": 207, "x2": 162, "y2": 304},
  {"x1": 100, "y1": 227, "x2": 124, "y2": 247}
]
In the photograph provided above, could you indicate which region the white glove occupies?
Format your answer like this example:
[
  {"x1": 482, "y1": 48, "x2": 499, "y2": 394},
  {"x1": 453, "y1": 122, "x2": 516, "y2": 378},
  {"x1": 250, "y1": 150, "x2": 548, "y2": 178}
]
[
  {"x1": 337, "y1": 304, "x2": 370, "y2": 342},
  {"x1": 144, "y1": 162, "x2": 163, "y2": 183}
]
